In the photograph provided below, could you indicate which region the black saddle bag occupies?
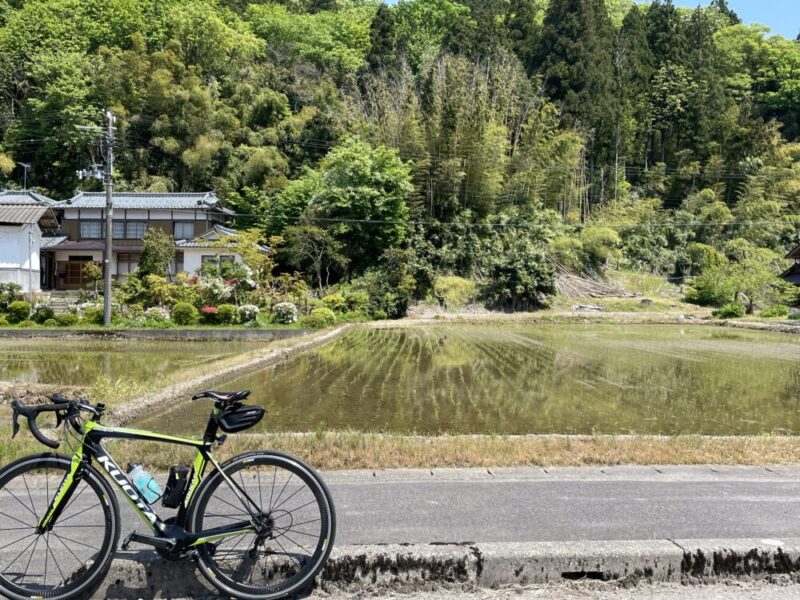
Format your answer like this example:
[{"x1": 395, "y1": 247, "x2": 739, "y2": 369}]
[{"x1": 218, "y1": 404, "x2": 265, "y2": 433}]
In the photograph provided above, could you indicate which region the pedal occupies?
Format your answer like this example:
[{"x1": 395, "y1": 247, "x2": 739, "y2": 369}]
[{"x1": 121, "y1": 531, "x2": 175, "y2": 551}]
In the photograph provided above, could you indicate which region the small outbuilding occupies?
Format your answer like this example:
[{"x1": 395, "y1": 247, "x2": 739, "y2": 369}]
[
  {"x1": 781, "y1": 244, "x2": 800, "y2": 286},
  {"x1": 0, "y1": 204, "x2": 59, "y2": 292}
]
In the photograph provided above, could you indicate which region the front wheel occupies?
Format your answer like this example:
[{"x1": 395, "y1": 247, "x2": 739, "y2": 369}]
[
  {"x1": 189, "y1": 451, "x2": 336, "y2": 600},
  {"x1": 0, "y1": 453, "x2": 120, "y2": 600}
]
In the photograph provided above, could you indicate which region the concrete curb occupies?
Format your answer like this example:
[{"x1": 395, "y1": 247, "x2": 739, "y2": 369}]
[{"x1": 93, "y1": 539, "x2": 800, "y2": 598}]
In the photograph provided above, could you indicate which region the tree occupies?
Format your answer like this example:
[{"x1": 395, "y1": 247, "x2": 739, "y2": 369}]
[
  {"x1": 214, "y1": 228, "x2": 279, "y2": 285},
  {"x1": 282, "y1": 225, "x2": 349, "y2": 292},
  {"x1": 538, "y1": 0, "x2": 616, "y2": 161},
  {"x1": 365, "y1": 3, "x2": 399, "y2": 75},
  {"x1": 138, "y1": 227, "x2": 175, "y2": 277},
  {"x1": 307, "y1": 137, "x2": 413, "y2": 273},
  {"x1": 81, "y1": 261, "x2": 102, "y2": 297}
]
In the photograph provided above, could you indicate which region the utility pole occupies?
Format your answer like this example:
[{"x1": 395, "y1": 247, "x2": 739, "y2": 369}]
[
  {"x1": 16, "y1": 162, "x2": 30, "y2": 190},
  {"x1": 76, "y1": 109, "x2": 115, "y2": 326}
]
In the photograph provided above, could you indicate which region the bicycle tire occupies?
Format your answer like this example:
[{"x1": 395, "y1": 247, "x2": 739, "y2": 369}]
[
  {"x1": 0, "y1": 453, "x2": 120, "y2": 600},
  {"x1": 188, "y1": 451, "x2": 336, "y2": 600}
]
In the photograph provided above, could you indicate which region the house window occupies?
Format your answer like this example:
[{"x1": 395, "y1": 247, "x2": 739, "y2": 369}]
[
  {"x1": 174, "y1": 222, "x2": 195, "y2": 240},
  {"x1": 117, "y1": 253, "x2": 139, "y2": 275},
  {"x1": 126, "y1": 222, "x2": 147, "y2": 240},
  {"x1": 201, "y1": 254, "x2": 236, "y2": 266},
  {"x1": 80, "y1": 221, "x2": 102, "y2": 239},
  {"x1": 112, "y1": 221, "x2": 125, "y2": 239},
  {"x1": 172, "y1": 251, "x2": 184, "y2": 275}
]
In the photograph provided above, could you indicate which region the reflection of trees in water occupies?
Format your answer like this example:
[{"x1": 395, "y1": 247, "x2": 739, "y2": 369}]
[{"x1": 145, "y1": 326, "x2": 800, "y2": 436}]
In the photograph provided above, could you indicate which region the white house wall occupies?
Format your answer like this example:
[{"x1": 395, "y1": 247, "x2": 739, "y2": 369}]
[
  {"x1": 182, "y1": 248, "x2": 241, "y2": 274},
  {"x1": 0, "y1": 223, "x2": 42, "y2": 292}
]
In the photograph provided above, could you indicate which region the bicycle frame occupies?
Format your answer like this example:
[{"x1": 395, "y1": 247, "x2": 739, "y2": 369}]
[{"x1": 37, "y1": 418, "x2": 262, "y2": 550}]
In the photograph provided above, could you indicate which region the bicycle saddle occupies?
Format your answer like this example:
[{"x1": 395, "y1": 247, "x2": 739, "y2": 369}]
[{"x1": 192, "y1": 390, "x2": 251, "y2": 403}]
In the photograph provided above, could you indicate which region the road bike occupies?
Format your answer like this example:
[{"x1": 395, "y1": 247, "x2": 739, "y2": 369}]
[{"x1": 0, "y1": 390, "x2": 336, "y2": 600}]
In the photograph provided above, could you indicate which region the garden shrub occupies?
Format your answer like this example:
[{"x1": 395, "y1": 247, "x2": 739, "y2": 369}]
[
  {"x1": 172, "y1": 302, "x2": 200, "y2": 325},
  {"x1": 7, "y1": 301, "x2": 31, "y2": 324},
  {"x1": 272, "y1": 302, "x2": 298, "y2": 324},
  {"x1": 238, "y1": 304, "x2": 260, "y2": 323},
  {"x1": 43, "y1": 318, "x2": 59, "y2": 327},
  {"x1": 343, "y1": 290, "x2": 369, "y2": 312},
  {"x1": 712, "y1": 303, "x2": 745, "y2": 319},
  {"x1": 761, "y1": 304, "x2": 790, "y2": 318},
  {"x1": 145, "y1": 307, "x2": 170, "y2": 322},
  {"x1": 201, "y1": 306, "x2": 218, "y2": 324},
  {"x1": 301, "y1": 307, "x2": 336, "y2": 329},
  {"x1": 0, "y1": 315, "x2": 8, "y2": 326},
  {"x1": 31, "y1": 304, "x2": 55, "y2": 324},
  {"x1": 126, "y1": 304, "x2": 145, "y2": 319},
  {"x1": 55, "y1": 313, "x2": 79, "y2": 327},
  {"x1": 433, "y1": 276, "x2": 477, "y2": 310},
  {"x1": 81, "y1": 306, "x2": 105, "y2": 325},
  {"x1": 17, "y1": 320, "x2": 36, "y2": 328},
  {"x1": 217, "y1": 304, "x2": 238, "y2": 325},
  {"x1": 0, "y1": 283, "x2": 21, "y2": 311},
  {"x1": 789, "y1": 312, "x2": 800, "y2": 321},
  {"x1": 322, "y1": 293, "x2": 346, "y2": 313},
  {"x1": 548, "y1": 236, "x2": 584, "y2": 272}
]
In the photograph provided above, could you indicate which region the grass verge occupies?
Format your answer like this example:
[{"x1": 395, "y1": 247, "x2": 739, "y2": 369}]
[{"x1": 3, "y1": 430, "x2": 800, "y2": 471}]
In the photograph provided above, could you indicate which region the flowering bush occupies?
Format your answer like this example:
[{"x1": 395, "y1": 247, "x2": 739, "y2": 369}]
[
  {"x1": 201, "y1": 305, "x2": 218, "y2": 324},
  {"x1": 144, "y1": 307, "x2": 170, "y2": 322},
  {"x1": 272, "y1": 302, "x2": 298, "y2": 324},
  {"x1": 200, "y1": 277, "x2": 233, "y2": 304},
  {"x1": 238, "y1": 304, "x2": 260, "y2": 323}
]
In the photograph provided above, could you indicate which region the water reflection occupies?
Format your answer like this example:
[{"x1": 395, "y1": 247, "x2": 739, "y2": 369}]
[{"x1": 139, "y1": 324, "x2": 800, "y2": 436}]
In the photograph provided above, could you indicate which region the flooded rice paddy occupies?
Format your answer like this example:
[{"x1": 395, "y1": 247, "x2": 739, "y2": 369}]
[
  {"x1": 141, "y1": 324, "x2": 800, "y2": 436},
  {"x1": 0, "y1": 338, "x2": 259, "y2": 387}
]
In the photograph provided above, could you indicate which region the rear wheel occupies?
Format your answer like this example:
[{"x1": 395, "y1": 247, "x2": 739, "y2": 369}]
[
  {"x1": 0, "y1": 453, "x2": 119, "y2": 600},
  {"x1": 189, "y1": 451, "x2": 336, "y2": 600}
]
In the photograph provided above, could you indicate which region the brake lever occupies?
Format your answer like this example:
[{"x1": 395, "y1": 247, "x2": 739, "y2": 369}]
[{"x1": 11, "y1": 410, "x2": 19, "y2": 438}]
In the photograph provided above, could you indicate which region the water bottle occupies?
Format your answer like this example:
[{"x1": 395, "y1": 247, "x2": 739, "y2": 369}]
[{"x1": 127, "y1": 464, "x2": 162, "y2": 504}]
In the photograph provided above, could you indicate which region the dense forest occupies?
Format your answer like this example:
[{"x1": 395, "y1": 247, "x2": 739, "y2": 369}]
[{"x1": 1, "y1": 0, "x2": 799, "y2": 316}]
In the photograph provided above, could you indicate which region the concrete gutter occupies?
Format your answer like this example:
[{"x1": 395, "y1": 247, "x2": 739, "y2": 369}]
[{"x1": 94, "y1": 539, "x2": 800, "y2": 598}]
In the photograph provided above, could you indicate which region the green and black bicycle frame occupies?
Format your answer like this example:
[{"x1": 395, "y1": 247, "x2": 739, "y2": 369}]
[{"x1": 37, "y1": 410, "x2": 264, "y2": 552}]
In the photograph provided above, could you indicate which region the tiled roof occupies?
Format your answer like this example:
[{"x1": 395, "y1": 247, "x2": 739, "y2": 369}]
[
  {"x1": 176, "y1": 224, "x2": 268, "y2": 251},
  {"x1": 41, "y1": 235, "x2": 68, "y2": 249},
  {"x1": 0, "y1": 205, "x2": 54, "y2": 226},
  {"x1": 787, "y1": 245, "x2": 800, "y2": 260},
  {"x1": 0, "y1": 190, "x2": 56, "y2": 205},
  {"x1": 61, "y1": 191, "x2": 233, "y2": 214}
]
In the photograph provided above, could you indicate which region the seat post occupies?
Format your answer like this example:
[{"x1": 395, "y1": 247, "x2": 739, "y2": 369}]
[{"x1": 202, "y1": 405, "x2": 221, "y2": 443}]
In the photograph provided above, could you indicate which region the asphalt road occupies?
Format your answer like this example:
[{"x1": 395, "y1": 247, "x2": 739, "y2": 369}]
[
  {"x1": 4, "y1": 464, "x2": 800, "y2": 556},
  {"x1": 326, "y1": 465, "x2": 800, "y2": 544}
]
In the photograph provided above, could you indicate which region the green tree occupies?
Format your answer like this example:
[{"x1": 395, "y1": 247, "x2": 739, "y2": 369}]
[
  {"x1": 307, "y1": 137, "x2": 413, "y2": 273},
  {"x1": 365, "y1": 3, "x2": 399, "y2": 75},
  {"x1": 138, "y1": 227, "x2": 175, "y2": 277},
  {"x1": 282, "y1": 224, "x2": 349, "y2": 292}
]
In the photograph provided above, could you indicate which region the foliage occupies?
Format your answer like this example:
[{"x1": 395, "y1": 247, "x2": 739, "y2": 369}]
[
  {"x1": 322, "y1": 293, "x2": 346, "y2": 313},
  {"x1": 0, "y1": 283, "x2": 21, "y2": 311},
  {"x1": 433, "y1": 276, "x2": 478, "y2": 310},
  {"x1": 144, "y1": 307, "x2": 170, "y2": 322},
  {"x1": 712, "y1": 303, "x2": 745, "y2": 319},
  {"x1": 272, "y1": 302, "x2": 299, "y2": 324},
  {"x1": 761, "y1": 304, "x2": 790, "y2": 318},
  {"x1": 171, "y1": 302, "x2": 199, "y2": 325},
  {"x1": 301, "y1": 307, "x2": 337, "y2": 329},
  {"x1": 238, "y1": 304, "x2": 260, "y2": 323},
  {"x1": 43, "y1": 318, "x2": 59, "y2": 327},
  {"x1": 55, "y1": 313, "x2": 79, "y2": 327},
  {"x1": 139, "y1": 227, "x2": 175, "y2": 277},
  {"x1": 81, "y1": 261, "x2": 102, "y2": 296},
  {"x1": 201, "y1": 305, "x2": 219, "y2": 323},
  {"x1": 81, "y1": 306, "x2": 105, "y2": 325},
  {"x1": 282, "y1": 225, "x2": 349, "y2": 292},
  {"x1": 0, "y1": 315, "x2": 7, "y2": 327},
  {"x1": 6, "y1": 300, "x2": 31, "y2": 323},
  {"x1": 17, "y1": 320, "x2": 36, "y2": 328},
  {"x1": 217, "y1": 303, "x2": 238, "y2": 325},
  {"x1": 31, "y1": 305, "x2": 55, "y2": 324}
]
